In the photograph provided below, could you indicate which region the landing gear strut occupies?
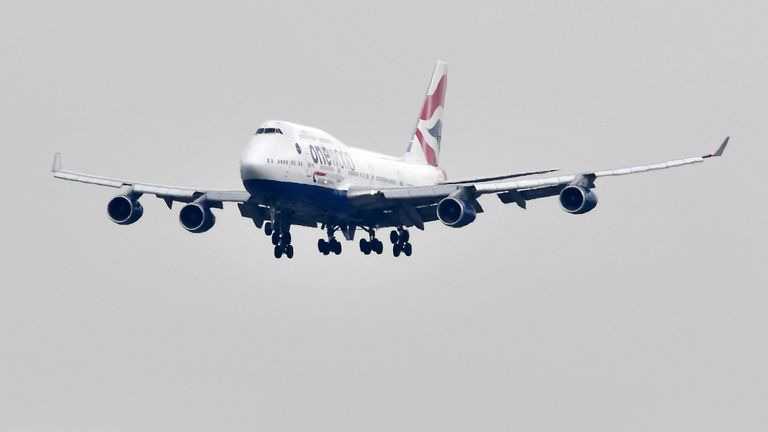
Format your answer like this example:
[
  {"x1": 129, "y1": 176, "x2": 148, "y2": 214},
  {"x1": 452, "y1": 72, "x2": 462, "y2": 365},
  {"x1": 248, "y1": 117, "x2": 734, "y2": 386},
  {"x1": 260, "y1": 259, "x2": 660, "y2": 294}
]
[
  {"x1": 317, "y1": 225, "x2": 342, "y2": 256},
  {"x1": 390, "y1": 227, "x2": 412, "y2": 257},
  {"x1": 359, "y1": 228, "x2": 383, "y2": 255}
]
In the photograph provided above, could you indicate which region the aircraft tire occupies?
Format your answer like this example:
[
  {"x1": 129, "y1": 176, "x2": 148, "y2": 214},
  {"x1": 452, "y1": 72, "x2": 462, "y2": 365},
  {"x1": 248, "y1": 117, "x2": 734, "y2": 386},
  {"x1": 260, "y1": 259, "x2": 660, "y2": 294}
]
[
  {"x1": 390, "y1": 230, "x2": 399, "y2": 244},
  {"x1": 403, "y1": 242, "x2": 412, "y2": 256},
  {"x1": 318, "y1": 239, "x2": 328, "y2": 254},
  {"x1": 264, "y1": 222, "x2": 273, "y2": 236},
  {"x1": 285, "y1": 245, "x2": 294, "y2": 259},
  {"x1": 360, "y1": 238, "x2": 371, "y2": 255},
  {"x1": 393, "y1": 243, "x2": 401, "y2": 257},
  {"x1": 272, "y1": 232, "x2": 280, "y2": 246},
  {"x1": 274, "y1": 245, "x2": 283, "y2": 259}
]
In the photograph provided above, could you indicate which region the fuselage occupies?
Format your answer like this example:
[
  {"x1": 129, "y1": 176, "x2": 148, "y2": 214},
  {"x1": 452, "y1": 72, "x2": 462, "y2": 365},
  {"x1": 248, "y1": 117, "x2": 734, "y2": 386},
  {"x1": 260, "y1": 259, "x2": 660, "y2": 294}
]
[{"x1": 240, "y1": 120, "x2": 445, "y2": 216}]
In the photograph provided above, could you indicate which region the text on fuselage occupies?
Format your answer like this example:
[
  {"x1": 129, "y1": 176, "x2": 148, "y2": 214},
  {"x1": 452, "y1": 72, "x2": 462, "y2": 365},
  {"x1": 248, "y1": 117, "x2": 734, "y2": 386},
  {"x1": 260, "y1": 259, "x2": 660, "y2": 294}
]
[{"x1": 309, "y1": 144, "x2": 355, "y2": 171}]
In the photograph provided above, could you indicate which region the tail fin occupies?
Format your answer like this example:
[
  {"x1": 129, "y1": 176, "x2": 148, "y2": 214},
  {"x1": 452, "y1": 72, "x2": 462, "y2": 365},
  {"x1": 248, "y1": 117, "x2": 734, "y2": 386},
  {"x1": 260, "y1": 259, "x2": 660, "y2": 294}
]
[{"x1": 404, "y1": 60, "x2": 447, "y2": 167}]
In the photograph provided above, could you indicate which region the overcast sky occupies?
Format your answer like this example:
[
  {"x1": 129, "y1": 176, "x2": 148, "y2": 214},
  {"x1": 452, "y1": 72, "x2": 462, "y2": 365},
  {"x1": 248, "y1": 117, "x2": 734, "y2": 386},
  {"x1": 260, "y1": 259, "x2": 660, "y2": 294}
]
[{"x1": 1, "y1": 1, "x2": 766, "y2": 431}]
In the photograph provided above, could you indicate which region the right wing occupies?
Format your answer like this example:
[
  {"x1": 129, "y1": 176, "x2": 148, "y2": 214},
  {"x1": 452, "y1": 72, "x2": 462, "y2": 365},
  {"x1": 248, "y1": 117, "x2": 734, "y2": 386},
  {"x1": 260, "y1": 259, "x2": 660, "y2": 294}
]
[
  {"x1": 52, "y1": 153, "x2": 282, "y2": 230},
  {"x1": 51, "y1": 153, "x2": 251, "y2": 205}
]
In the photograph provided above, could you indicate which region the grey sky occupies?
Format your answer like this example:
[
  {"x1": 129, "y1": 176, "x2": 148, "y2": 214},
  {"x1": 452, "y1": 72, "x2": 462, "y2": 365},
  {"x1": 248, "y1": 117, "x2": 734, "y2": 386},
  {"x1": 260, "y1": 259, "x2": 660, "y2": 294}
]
[{"x1": 1, "y1": 1, "x2": 766, "y2": 431}]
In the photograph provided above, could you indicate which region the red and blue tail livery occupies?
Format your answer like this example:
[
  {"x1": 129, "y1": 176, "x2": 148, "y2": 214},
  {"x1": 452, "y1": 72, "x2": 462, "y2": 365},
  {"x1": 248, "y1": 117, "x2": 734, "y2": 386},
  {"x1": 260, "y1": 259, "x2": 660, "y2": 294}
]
[{"x1": 406, "y1": 60, "x2": 448, "y2": 168}]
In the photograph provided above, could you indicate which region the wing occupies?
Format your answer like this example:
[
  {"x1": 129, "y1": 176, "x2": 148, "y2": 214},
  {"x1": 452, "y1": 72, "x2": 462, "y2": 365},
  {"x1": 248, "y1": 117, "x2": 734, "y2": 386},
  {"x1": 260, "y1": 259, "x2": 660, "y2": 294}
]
[
  {"x1": 347, "y1": 138, "x2": 729, "y2": 226},
  {"x1": 51, "y1": 153, "x2": 251, "y2": 206},
  {"x1": 439, "y1": 167, "x2": 560, "y2": 185}
]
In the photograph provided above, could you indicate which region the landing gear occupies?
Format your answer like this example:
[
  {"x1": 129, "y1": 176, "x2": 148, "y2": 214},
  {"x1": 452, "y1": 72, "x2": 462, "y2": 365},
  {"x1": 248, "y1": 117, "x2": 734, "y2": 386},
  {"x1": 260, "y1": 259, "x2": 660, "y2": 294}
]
[
  {"x1": 359, "y1": 228, "x2": 383, "y2": 255},
  {"x1": 270, "y1": 220, "x2": 293, "y2": 259},
  {"x1": 359, "y1": 237, "x2": 383, "y2": 255},
  {"x1": 390, "y1": 227, "x2": 412, "y2": 257},
  {"x1": 317, "y1": 225, "x2": 341, "y2": 255},
  {"x1": 317, "y1": 224, "x2": 344, "y2": 255},
  {"x1": 274, "y1": 243, "x2": 294, "y2": 259},
  {"x1": 318, "y1": 238, "x2": 342, "y2": 255}
]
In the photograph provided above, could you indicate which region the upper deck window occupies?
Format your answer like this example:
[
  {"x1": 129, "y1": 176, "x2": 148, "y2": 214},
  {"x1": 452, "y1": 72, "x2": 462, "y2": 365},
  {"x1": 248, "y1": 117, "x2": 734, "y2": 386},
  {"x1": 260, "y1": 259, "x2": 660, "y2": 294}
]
[{"x1": 255, "y1": 128, "x2": 284, "y2": 135}]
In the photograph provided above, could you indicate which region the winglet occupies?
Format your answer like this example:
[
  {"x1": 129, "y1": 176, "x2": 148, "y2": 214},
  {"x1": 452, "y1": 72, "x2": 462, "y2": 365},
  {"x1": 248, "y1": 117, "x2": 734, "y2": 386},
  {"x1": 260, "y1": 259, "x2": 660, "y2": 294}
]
[
  {"x1": 52, "y1": 153, "x2": 62, "y2": 172},
  {"x1": 704, "y1": 137, "x2": 729, "y2": 158}
]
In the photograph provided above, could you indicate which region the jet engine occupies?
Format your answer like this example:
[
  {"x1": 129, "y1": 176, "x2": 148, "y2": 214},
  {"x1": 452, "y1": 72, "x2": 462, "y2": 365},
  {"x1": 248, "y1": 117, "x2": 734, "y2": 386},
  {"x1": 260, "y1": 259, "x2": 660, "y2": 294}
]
[
  {"x1": 437, "y1": 196, "x2": 477, "y2": 228},
  {"x1": 179, "y1": 203, "x2": 216, "y2": 233},
  {"x1": 559, "y1": 185, "x2": 598, "y2": 214},
  {"x1": 107, "y1": 195, "x2": 144, "y2": 225}
]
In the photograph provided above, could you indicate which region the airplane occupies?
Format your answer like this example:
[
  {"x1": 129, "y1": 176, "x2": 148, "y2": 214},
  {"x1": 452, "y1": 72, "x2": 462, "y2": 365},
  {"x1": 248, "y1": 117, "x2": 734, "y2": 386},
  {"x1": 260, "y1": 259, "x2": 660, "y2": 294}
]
[{"x1": 52, "y1": 60, "x2": 729, "y2": 259}]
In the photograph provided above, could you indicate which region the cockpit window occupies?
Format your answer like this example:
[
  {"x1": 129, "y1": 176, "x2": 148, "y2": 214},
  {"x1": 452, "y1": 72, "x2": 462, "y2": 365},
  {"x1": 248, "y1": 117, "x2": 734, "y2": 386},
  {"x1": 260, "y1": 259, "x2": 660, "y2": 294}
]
[{"x1": 255, "y1": 128, "x2": 283, "y2": 135}]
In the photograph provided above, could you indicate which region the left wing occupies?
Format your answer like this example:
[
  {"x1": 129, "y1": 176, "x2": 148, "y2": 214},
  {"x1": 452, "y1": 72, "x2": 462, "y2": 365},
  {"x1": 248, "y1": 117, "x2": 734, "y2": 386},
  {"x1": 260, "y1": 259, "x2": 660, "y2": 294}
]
[
  {"x1": 348, "y1": 138, "x2": 729, "y2": 222},
  {"x1": 51, "y1": 153, "x2": 251, "y2": 205},
  {"x1": 440, "y1": 167, "x2": 560, "y2": 185}
]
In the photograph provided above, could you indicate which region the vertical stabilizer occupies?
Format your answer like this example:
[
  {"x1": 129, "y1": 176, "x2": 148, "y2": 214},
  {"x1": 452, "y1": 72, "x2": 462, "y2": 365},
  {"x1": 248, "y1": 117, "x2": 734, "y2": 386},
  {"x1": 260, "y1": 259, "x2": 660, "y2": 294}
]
[{"x1": 404, "y1": 61, "x2": 447, "y2": 167}]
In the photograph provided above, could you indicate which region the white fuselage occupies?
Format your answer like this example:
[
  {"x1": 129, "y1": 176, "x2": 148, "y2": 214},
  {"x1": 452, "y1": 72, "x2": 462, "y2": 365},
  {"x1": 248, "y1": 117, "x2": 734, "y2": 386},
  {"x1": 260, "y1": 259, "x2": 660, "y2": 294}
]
[{"x1": 240, "y1": 121, "x2": 445, "y2": 198}]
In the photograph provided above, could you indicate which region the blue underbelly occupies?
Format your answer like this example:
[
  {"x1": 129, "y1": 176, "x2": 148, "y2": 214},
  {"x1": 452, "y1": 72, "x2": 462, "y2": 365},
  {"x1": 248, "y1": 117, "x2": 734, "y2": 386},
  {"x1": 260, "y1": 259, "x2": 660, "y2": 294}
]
[{"x1": 243, "y1": 179, "x2": 350, "y2": 210}]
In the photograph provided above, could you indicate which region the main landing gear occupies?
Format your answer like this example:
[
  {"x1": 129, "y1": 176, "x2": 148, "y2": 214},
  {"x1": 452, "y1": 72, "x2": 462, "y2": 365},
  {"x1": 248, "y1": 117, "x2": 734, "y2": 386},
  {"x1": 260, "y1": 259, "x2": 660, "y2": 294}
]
[
  {"x1": 390, "y1": 227, "x2": 412, "y2": 257},
  {"x1": 359, "y1": 228, "x2": 383, "y2": 255},
  {"x1": 317, "y1": 225, "x2": 342, "y2": 256},
  {"x1": 265, "y1": 221, "x2": 293, "y2": 259}
]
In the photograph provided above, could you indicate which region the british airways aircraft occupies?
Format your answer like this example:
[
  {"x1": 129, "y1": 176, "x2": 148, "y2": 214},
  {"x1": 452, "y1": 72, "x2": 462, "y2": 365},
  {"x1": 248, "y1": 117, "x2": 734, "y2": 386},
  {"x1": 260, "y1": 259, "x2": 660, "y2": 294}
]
[{"x1": 52, "y1": 61, "x2": 728, "y2": 259}]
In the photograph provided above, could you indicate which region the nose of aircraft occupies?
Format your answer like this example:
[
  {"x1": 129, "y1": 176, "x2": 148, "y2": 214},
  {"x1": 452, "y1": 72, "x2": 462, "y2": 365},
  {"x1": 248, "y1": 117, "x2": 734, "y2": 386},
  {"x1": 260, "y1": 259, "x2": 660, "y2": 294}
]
[{"x1": 240, "y1": 147, "x2": 268, "y2": 181}]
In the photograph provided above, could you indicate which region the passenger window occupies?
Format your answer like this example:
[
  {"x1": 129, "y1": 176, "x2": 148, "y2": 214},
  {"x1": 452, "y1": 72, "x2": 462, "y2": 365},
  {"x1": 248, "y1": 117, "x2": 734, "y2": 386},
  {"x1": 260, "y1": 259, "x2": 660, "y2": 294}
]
[{"x1": 256, "y1": 128, "x2": 264, "y2": 134}]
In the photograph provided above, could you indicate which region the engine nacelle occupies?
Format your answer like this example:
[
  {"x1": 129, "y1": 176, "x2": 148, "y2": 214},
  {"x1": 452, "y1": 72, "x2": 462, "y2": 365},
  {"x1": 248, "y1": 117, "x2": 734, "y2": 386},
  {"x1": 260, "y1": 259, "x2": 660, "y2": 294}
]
[
  {"x1": 107, "y1": 195, "x2": 144, "y2": 225},
  {"x1": 179, "y1": 203, "x2": 216, "y2": 233},
  {"x1": 559, "y1": 185, "x2": 598, "y2": 214},
  {"x1": 437, "y1": 196, "x2": 477, "y2": 228}
]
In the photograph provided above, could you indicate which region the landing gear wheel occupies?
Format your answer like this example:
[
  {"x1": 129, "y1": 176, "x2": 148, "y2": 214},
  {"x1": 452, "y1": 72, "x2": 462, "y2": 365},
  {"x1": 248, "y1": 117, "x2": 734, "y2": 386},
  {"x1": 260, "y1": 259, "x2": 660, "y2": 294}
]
[
  {"x1": 271, "y1": 232, "x2": 280, "y2": 246},
  {"x1": 264, "y1": 222, "x2": 273, "y2": 236},
  {"x1": 318, "y1": 239, "x2": 329, "y2": 255},
  {"x1": 373, "y1": 239, "x2": 383, "y2": 254},
  {"x1": 400, "y1": 229, "x2": 410, "y2": 243},
  {"x1": 393, "y1": 243, "x2": 402, "y2": 257},
  {"x1": 274, "y1": 245, "x2": 283, "y2": 258},
  {"x1": 390, "y1": 230, "x2": 399, "y2": 244},
  {"x1": 281, "y1": 231, "x2": 292, "y2": 245},
  {"x1": 285, "y1": 244, "x2": 294, "y2": 259},
  {"x1": 360, "y1": 238, "x2": 371, "y2": 255},
  {"x1": 332, "y1": 240, "x2": 342, "y2": 255},
  {"x1": 403, "y1": 242, "x2": 412, "y2": 256}
]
